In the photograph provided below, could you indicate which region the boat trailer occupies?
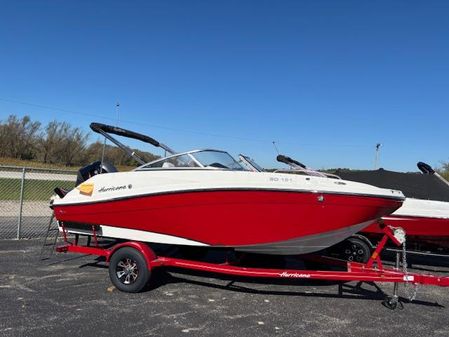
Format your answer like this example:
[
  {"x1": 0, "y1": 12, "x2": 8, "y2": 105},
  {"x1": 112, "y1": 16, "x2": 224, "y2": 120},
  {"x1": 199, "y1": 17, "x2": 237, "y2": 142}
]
[{"x1": 55, "y1": 223, "x2": 449, "y2": 309}]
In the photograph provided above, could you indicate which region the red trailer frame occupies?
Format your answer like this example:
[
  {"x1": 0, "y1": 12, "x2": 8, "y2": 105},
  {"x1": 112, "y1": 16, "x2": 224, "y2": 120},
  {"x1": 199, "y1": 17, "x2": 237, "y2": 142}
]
[{"x1": 55, "y1": 222, "x2": 449, "y2": 309}]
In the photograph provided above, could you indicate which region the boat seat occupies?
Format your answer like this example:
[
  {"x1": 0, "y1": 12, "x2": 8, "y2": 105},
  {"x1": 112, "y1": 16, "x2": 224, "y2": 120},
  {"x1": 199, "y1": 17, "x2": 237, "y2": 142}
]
[{"x1": 162, "y1": 162, "x2": 175, "y2": 168}]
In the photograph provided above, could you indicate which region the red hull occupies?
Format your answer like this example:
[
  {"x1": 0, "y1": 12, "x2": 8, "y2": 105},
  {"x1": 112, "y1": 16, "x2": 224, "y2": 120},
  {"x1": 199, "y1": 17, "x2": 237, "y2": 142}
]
[
  {"x1": 362, "y1": 216, "x2": 449, "y2": 248},
  {"x1": 53, "y1": 190, "x2": 402, "y2": 247}
]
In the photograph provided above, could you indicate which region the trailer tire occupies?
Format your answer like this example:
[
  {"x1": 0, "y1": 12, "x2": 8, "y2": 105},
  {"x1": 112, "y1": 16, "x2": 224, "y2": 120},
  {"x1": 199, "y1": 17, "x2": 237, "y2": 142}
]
[
  {"x1": 109, "y1": 247, "x2": 150, "y2": 293},
  {"x1": 342, "y1": 237, "x2": 372, "y2": 263}
]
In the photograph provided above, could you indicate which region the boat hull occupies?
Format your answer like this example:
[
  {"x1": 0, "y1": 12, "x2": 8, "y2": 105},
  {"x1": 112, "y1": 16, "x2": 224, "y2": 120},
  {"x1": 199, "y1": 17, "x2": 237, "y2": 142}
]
[
  {"x1": 361, "y1": 198, "x2": 449, "y2": 249},
  {"x1": 53, "y1": 189, "x2": 402, "y2": 255},
  {"x1": 363, "y1": 216, "x2": 449, "y2": 249}
]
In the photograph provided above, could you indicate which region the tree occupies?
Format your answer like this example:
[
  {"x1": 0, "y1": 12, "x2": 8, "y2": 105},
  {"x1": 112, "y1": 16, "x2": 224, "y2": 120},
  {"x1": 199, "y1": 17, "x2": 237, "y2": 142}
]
[
  {"x1": 439, "y1": 161, "x2": 449, "y2": 181},
  {"x1": 84, "y1": 140, "x2": 160, "y2": 167},
  {"x1": 37, "y1": 120, "x2": 90, "y2": 166},
  {"x1": 39, "y1": 121, "x2": 65, "y2": 163},
  {"x1": 0, "y1": 115, "x2": 41, "y2": 159},
  {"x1": 56, "y1": 123, "x2": 90, "y2": 166},
  {"x1": 0, "y1": 114, "x2": 158, "y2": 167}
]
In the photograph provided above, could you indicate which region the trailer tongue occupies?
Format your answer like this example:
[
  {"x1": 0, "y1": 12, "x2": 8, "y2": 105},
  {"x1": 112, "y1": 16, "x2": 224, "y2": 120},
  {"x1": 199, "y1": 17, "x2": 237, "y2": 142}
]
[{"x1": 55, "y1": 222, "x2": 449, "y2": 309}]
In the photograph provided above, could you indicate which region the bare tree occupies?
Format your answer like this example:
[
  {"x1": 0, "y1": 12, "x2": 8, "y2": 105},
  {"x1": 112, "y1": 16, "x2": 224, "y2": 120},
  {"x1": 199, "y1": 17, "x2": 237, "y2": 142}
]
[
  {"x1": 39, "y1": 121, "x2": 64, "y2": 163},
  {"x1": 55, "y1": 123, "x2": 90, "y2": 166},
  {"x1": 84, "y1": 141, "x2": 160, "y2": 167},
  {"x1": 0, "y1": 114, "x2": 159, "y2": 167},
  {"x1": 439, "y1": 161, "x2": 449, "y2": 181},
  {"x1": 38, "y1": 121, "x2": 90, "y2": 166},
  {"x1": 0, "y1": 115, "x2": 41, "y2": 159}
]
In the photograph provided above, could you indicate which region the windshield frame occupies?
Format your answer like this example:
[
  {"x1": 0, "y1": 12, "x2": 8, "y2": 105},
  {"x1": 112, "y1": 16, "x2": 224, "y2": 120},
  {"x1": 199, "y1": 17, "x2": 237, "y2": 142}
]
[
  {"x1": 135, "y1": 149, "x2": 244, "y2": 171},
  {"x1": 238, "y1": 154, "x2": 264, "y2": 172}
]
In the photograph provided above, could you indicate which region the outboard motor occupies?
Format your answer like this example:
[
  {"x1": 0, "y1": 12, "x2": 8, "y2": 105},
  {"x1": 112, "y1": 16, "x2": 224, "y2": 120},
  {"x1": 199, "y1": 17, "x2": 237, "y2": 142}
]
[
  {"x1": 75, "y1": 160, "x2": 118, "y2": 186},
  {"x1": 53, "y1": 160, "x2": 118, "y2": 199}
]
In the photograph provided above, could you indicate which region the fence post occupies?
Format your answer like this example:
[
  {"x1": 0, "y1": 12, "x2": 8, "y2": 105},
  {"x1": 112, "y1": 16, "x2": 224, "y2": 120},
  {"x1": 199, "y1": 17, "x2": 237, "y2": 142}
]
[{"x1": 17, "y1": 167, "x2": 26, "y2": 239}]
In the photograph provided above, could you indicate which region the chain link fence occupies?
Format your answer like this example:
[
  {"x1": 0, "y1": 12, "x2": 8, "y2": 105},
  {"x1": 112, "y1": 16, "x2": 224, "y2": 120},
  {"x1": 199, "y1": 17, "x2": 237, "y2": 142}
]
[{"x1": 0, "y1": 165, "x2": 77, "y2": 239}]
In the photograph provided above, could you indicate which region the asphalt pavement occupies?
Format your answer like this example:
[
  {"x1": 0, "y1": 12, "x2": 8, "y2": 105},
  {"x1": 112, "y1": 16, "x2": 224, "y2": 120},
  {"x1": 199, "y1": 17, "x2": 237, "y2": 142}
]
[{"x1": 1, "y1": 239, "x2": 449, "y2": 337}]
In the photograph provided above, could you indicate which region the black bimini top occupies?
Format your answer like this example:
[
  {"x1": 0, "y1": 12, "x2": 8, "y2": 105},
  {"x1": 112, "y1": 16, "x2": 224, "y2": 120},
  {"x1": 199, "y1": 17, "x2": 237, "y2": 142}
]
[{"x1": 334, "y1": 169, "x2": 449, "y2": 202}]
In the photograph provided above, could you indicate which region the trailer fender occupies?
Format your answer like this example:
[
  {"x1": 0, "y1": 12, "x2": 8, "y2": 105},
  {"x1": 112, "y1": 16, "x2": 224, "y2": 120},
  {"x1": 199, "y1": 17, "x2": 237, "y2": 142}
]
[{"x1": 107, "y1": 241, "x2": 157, "y2": 269}]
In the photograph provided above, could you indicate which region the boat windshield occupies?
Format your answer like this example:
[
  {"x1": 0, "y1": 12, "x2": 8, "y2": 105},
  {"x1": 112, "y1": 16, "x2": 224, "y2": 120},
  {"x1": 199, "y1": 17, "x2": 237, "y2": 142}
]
[
  {"x1": 239, "y1": 154, "x2": 264, "y2": 172},
  {"x1": 142, "y1": 150, "x2": 244, "y2": 170},
  {"x1": 193, "y1": 150, "x2": 244, "y2": 170},
  {"x1": 146, "y1": 154, "x2": 200, "y2": 168}
]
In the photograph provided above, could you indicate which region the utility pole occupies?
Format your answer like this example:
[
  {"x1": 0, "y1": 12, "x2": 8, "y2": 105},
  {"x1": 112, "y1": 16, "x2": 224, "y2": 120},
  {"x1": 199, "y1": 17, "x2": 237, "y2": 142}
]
[
  {"x1": 101, "y1": 102, "x2": 120, "y2": 166},
  {"x1": 374, "y1": 143, "x2": 382, "y2": 169},
  {"x1": 272, "y1": 141, "x2": 280, "y2": 155},
  {"x1": 116, "y1": 102, "x2": 120, "y2": 126}
]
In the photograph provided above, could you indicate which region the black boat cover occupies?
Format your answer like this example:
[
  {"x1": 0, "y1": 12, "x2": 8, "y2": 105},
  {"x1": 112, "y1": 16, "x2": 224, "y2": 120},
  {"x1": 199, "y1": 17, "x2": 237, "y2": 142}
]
[{"x1": 334, "y1": 169, "x2": 449, "y2": 202}]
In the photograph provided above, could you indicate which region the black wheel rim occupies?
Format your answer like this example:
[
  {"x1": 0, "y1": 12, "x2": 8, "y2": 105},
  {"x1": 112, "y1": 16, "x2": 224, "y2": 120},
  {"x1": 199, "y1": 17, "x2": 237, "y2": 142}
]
[
  {"x1": 345, "y1": 243, "x2": 368, "y2": 262},
  {"x1": 115, "y1": 257, "x2": 139, "y2": 285}
]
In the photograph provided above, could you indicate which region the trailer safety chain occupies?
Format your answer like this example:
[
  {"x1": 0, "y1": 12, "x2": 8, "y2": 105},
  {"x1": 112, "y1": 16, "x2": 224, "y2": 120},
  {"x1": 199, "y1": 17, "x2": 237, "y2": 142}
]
[
  {"x1": 402, "y1": 237, "x2": 408, "y2": 276},
  {"x1": 401, "y1": 235, "x2": 419, "y2": 302}
]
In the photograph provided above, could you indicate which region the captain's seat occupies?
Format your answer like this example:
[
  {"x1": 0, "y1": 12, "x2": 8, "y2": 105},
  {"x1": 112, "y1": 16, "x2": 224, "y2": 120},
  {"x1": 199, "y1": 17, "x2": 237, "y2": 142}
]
[{"x1": 162, "y1": 162, "x2": 175, "y2": 168}]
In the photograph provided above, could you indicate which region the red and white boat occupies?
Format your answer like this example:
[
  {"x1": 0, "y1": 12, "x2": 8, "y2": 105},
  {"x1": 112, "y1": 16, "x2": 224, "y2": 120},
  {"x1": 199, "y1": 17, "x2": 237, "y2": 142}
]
[
  {"x1": 51, "y1": 128, "x2": 449, "y2": 301},
  {"x1": 363, "y1": 198, "x2": 449, "y2": 249},
  {"x1": 51, "y1": 123, "x2": 404, "y2": 256},
  {"x1": 271, "y1": 154, "x2": 449, "y2": 257},
  {"x1": 335, "y1": 164, "x2": 449, "y2": 252}
]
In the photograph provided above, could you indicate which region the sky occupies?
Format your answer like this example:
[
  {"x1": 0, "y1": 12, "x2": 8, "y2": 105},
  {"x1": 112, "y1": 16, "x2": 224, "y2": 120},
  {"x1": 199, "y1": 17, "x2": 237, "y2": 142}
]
[{"x1": 0, "y1": 0, "x2": 448, "y2": 171}]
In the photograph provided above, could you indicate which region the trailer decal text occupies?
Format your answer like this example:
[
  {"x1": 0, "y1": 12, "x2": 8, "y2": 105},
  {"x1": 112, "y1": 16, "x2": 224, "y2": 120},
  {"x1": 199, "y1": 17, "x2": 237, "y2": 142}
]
[{"x1": 279, "y1": 272, "x2": 311, "y2": 278}]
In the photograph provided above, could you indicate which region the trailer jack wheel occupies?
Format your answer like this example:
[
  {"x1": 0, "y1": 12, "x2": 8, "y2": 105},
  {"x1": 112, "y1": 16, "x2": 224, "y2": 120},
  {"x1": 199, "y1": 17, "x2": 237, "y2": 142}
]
[
  {"x1": 109, "y1": 247, "x2": 150, "y2": 293},
  {"x1": 382, "y1": 296, "x2": 404, "y2": 310}
]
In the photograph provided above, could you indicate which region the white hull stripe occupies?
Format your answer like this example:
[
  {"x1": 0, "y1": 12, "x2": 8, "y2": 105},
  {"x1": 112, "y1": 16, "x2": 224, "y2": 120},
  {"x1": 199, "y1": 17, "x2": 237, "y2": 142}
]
[{"x1": 63, "y1": 225, "x2": 209, "y2": 246}]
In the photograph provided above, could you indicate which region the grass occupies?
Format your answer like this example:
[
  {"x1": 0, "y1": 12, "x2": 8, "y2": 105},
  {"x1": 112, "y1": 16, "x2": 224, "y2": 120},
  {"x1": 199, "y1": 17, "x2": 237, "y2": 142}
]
[
  {"x1": 0, "y1": 157, "x2": 135, "y2": 202},
  {"x1": 0, "y1": 157, "x2": 134, "y2": 171},
  {"x1": 0, "y1": 177, "x2": 75, "y2": 201},
  {"x1": 0, "y1": 157, "x2": 76, "y2": 170}
]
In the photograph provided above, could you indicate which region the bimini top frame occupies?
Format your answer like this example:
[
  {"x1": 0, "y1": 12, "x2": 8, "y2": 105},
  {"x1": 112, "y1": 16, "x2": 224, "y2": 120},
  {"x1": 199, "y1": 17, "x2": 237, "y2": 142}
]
[
  {"x1": 90, "y1": 122, "x2": 244, "y2": 171},
  {"x1": 90, "y1": 122, "x2": 176, "y2": 165}
]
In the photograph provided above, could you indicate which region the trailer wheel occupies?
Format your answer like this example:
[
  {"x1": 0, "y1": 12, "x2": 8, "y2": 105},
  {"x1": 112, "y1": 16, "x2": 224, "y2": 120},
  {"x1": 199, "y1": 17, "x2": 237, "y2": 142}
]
[
  {"x1": 342, "y1": 237, "x2": 372, "y2": 263},
  {"x1": 109, "y1": 247, "x2": 150, "y2": 293}
]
